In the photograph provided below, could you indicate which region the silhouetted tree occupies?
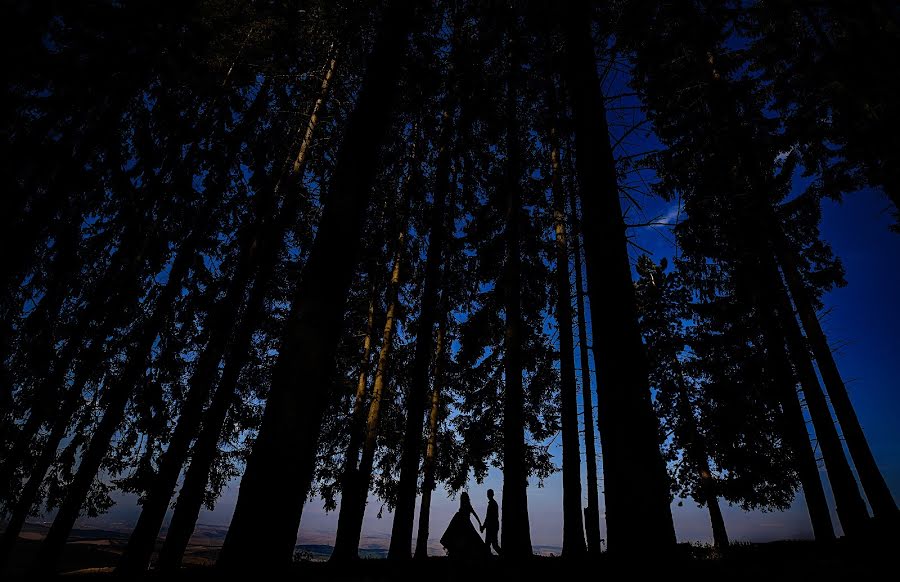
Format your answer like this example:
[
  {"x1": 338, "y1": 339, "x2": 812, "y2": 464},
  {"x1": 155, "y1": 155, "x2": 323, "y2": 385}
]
[
  {"x1": 566, "y1": 172, "x2": 603, "y2": 554},
  {"x1": 548, "y1": 123, "x2": 586, "y2": 556},
  {"x1": 748, "y1": 1, "x2": 900, "y2": 229},
  {"x1": 218, "y1": 1, "x2": 415, "y2": 568},
  {"x1": 561, "y1": 1, "x2": 676, "y2": 552}
]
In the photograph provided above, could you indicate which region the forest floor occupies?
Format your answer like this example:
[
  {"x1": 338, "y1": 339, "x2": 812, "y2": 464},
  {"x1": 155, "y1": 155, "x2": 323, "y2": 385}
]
[{"x1": 2, "y1": 537, "x2": 893, "y2": 581}]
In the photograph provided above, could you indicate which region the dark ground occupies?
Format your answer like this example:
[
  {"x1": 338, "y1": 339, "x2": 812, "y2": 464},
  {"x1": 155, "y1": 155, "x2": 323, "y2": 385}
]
[{"x1": 2, "y1": 537, "x2": 894, "y2": 581}]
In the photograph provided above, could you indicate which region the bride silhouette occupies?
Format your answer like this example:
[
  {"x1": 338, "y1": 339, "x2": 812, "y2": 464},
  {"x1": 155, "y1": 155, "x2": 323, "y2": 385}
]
[{"x1": 440, "y1": 492, "x2": 491, "y2": 558}]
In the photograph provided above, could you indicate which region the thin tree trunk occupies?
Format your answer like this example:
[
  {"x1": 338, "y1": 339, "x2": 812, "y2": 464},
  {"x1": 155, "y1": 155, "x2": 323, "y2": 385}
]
[
  {"x1": 326, "y1": 293, "x2": 376, "y2": 561},
  {"x1": 388, "y1": 109, "x2": 455, "y2": 562},
  {"x1": 387, "y1": 9, "x2": 464, "y2": 551},
  {"x1": 772, "y1": 233, "x2": 898, "y2": 520},
  {"x1": 332, "y1": 235, "x2": 404, "y2": 561},
  {"x1": 670, "y1": 362, "x2": 729, "y2": 550},
  {"x1": 760, "y1": 305, "x2": 836, "y2": 542},
  {"x1": 698, "y1": 464, "x2": 729, "y2": 549},
  {"x1": 687, "y1": 434, "x2": 728, "y2": 549},
  {"x1": 568, "y1": 184, "x2": 603, "y2": 554},
  {"x1": 335, "y1": 131, "x2": 418, "y2": 561},
  {"x1": 346, "y1": 292, "x2": 378, "y2": 471},
  {"x1": 218, "y1": 4, "x2": 412, "y2": 567},
  {"x1": 561, "y1": 2, "x2": 676, "y2": 552},
  {"x1": 709, "y1": 35, "x2": 862, "y2": 541},
  {"x1": 550, "y1": 128, "x2": 586, "y2": 557},
  {"x1": 414, "y1": 316, "x2": 448, "y2": 559},
  {"x1": 766, "y1": 260, "x2": 870, "y2": 537},
  {"x1": 500, "y1": 13, "x2": 532, "y2": 558}
]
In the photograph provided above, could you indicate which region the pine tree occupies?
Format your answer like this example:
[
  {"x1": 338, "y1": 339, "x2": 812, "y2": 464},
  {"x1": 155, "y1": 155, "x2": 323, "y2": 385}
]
[
  {"x1": 549, "y1": 123, "x2": 586, "y2": 556},
  {"x1": 219, "y1": 2, "x2": 415, "y2": 567},
  {"x1": 561, "y1": 1, "x2": 676, "y2": 552},
  {"x1": 498, "y1": 6, "x2": 533, "y2": 558},
  {"x1": 332, "y1": 155, "x2": 414, "y2": 560},
  {"x1": 616, "y1": 0, "x2": 878, "y2": 540},
  {"x1": 413, "y1": 312, "x2": 449, "y2": 559},
  {"x1": 567, "y1": 172, "x2": 603, "y2": 553}
]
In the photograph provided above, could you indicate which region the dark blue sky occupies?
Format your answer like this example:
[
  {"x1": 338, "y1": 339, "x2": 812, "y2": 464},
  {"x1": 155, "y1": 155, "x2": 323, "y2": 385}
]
[{"x1": 810, "y1": 190, "x2": 900, "y2": 499}]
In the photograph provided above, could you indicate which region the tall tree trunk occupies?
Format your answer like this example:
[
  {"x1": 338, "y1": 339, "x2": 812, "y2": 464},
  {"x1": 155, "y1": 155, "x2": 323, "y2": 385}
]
[
  {"x1": 414, "y1": 315, "x2": 448, "y2": 559},
  {"x1": 711, "y1": 34, "x2": 867, "y2": 540},
  {"x1": 568, "y1": 185, "x2": 603, "y2": 554},
  {"x1": 388, "y1": 112, "x2": 455, "y2": 561},
  {"x1": 772, "y1": 233, "x2": 898, "y2": 520},
  {"x1": 218, "y1": 4, "x2": 412, "y2": 567},
  {"x1": 119, "y1": 59, "x2": 335, "y2": 574},
  {"x1": 550, "y1": 128, "x2": 586, "y2": 557},
  {"x1": 500, "y1": 14, "x2": 532, "y2": 559},
  {"x1": 765, "y1": 260, "x2": 870, "y2": 537},
  {"x1": 155, "y1": 59, "x2": 336, "y2": 565},
  {"x1": 670, "y1": 364, "x2": 728, "y2": 550},
  {"x1": 346, "y1": 291, "x2": 378, "y2": 473},
  {"x1": 760, "y1": 305, "x2": 836, "y2": 542},
  {"x1": 698, "y1": 463, "x2": 729, "y2": 550},
  {"x1": 332, "y1": 233, "x2": 404, "y2": 561},
  {"x1": 334, "y1": 125, "x2": 418, "y2": 562},
  {"x1": 561, "y1": 2, "x2": 676, "y2": 552}
]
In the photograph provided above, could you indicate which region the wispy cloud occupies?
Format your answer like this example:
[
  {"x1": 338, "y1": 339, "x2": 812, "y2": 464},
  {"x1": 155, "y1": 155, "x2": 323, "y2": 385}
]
[{"x1": 659, "y1": 201, "x2": 683, "y2": 225}]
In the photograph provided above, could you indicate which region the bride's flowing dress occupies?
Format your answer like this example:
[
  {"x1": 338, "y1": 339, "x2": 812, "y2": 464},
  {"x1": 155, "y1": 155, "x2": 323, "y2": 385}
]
[{"x1": 440, "y1": 509, "x2": 489, "y2": 558}]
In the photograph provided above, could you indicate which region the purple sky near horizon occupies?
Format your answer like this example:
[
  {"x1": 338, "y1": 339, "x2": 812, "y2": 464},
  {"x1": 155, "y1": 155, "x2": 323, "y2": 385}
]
[{"x1": 67, "y1": 188, "x2": 898, "y2": 553}]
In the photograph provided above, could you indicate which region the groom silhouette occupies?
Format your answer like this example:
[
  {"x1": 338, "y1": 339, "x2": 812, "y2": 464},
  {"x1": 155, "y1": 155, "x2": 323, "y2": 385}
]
[{"x1": 480, "y1": 489, "x2": 501, "y2": 555}]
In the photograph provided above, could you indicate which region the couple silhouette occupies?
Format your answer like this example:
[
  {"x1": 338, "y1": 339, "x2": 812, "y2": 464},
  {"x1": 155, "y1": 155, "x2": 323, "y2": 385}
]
[{"x1": 440, "y1": 489, "x2": 502, "y2": 558}]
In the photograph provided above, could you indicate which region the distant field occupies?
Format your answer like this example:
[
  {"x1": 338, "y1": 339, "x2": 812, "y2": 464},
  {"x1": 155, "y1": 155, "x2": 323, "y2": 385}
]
[
  {"x1": 4, "y1": 519, "x2": 566, "y2": 568},
  {"x1": 1, "y1": 523, "x2": 889, "y2": 581}
]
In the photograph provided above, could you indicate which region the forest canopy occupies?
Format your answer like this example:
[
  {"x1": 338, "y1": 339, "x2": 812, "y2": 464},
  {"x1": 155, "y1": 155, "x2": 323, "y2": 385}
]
[{"x1": 1, "y1": 0, "x2": 898, "y2": 576}]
